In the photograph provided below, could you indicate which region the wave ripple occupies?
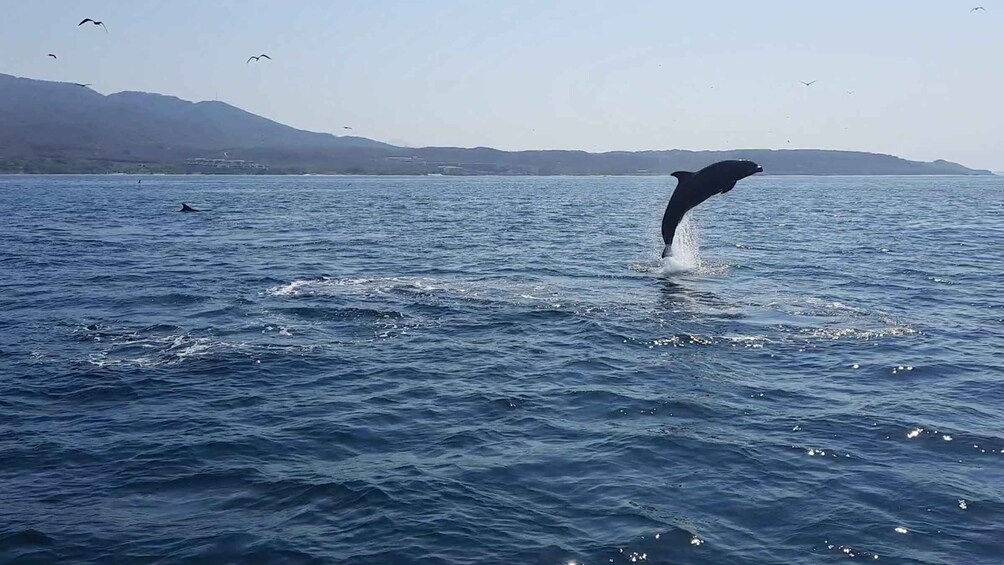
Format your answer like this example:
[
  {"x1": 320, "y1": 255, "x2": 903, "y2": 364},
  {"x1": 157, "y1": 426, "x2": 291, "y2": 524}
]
[{"x1": 2, "y1": 175, "x2": 1003, "y2": 564}]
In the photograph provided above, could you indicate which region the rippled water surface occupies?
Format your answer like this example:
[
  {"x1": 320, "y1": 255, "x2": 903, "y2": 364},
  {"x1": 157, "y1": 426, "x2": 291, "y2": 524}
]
[{"x1": 1, "y1": 174, "x2": 1002, "y2": 564}]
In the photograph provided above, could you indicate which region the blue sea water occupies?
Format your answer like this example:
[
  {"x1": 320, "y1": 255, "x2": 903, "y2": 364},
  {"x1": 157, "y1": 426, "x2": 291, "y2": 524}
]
[{"x1": 1, "y1": 174, "x2": 1002, "y2": 564}]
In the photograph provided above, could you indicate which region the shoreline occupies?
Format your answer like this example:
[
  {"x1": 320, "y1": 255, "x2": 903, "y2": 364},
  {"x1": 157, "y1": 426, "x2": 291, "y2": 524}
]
[{"x1": 0, "y1": 172, "x2": 997, "y2": 178}]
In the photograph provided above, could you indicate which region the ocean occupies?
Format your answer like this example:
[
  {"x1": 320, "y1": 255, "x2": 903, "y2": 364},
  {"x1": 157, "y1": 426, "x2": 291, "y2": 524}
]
[{"x1": 1, "y1": 174, "x2": 1002, "y2": 564}]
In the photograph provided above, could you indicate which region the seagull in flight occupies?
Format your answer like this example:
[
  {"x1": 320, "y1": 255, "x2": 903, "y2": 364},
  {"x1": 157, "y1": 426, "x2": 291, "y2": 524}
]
[
  {"x1": 246, "y1": 54, "x2": 271, "y2": 63},
  {"x1": 342, "y1": 126, "x2": 353, "y2": 130},
  {"x1": 73, "y1": 83, "x2": 92, "y2": 88},
  {"x1": 78, "y1": 18, "x2": 107, "y2": 32},
  {"x1": 800, "y1": 80, "x2": 816, "y2": 87},
  {"x1": 47, "y1": 53, "x2": 57, "y2": 59},
  {"x1": 846, "y1": 90, "x2": 855, "y2": 95},
  {"x1": 971, "y1": 6, "x2": 986, "y2": 12}
]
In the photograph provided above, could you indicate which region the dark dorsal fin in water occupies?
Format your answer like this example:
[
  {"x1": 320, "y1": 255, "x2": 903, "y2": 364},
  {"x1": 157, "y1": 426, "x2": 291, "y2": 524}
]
[
  {"x1": 720, "y1": 180, "x2": 738, "y2": 194},
  {"x1": 179, "y1": 203, "x2": 199, "y2": 212},
  {"x1": 671, "y1": 171, "x2": 694, "y2": 184}
]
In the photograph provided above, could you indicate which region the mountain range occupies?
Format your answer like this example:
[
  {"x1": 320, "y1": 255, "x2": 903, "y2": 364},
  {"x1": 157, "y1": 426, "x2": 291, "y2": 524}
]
[{"x1": 0, "y1": 73, "x2": 993, "y2": 176}]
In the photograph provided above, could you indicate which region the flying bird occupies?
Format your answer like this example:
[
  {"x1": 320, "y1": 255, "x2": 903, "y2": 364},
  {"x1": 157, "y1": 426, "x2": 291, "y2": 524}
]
[
  {"x1": 47, "y1": 53, "x2": 57, "y2": 59},
  {"x1": 800, "y1": 80, "x2": 816, "y2": 87},
  {"x1": 78, "y1": 18, "x2": 107, "y2": 31},
  {"x1": 342, "y1": 126, "x2": 353, "y2": 130},
  {"x1": 971, "y1": 6, "x2": 986, "y2": 12},
  {"x1": 73, "y1": 83, "x2": 92, "y2": 88},
  {"x1": 246, "y1": 54, "x2": 271, "y2": 63},
  {"x1": 846, "y1": 90, "x2": 855, "y2": 95}
]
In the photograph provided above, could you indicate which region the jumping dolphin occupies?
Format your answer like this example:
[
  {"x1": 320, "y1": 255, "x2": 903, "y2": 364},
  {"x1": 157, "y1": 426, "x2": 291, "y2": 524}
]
[
  {"x1": 179, "y1": 203, "x2": 199, "y2": 212},
  {"x1": 660, "y1": 160, "x2": 763, "y2": 257}
]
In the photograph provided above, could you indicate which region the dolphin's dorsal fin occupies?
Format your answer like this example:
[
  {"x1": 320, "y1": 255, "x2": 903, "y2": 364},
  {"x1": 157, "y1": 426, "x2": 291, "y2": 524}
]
[
  {"x1": 671, "y1": 171, "x2": 694, "y2": 184},
  {"x1": 721, "y1": 181, "x2": 737, "y2": 194}
]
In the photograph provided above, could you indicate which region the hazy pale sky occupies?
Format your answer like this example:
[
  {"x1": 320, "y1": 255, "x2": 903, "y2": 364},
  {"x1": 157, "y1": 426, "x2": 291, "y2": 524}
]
[{"x1": 2, "y1": 1, "x2": 1001, "y2": 169}]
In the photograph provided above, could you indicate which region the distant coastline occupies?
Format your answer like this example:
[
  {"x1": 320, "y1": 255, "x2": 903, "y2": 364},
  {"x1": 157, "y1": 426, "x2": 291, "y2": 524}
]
[
  {"x1": 1, "y1": 73, "x2": 994, "y2": 177},
  {"x1": 0, "y1": 151, "x2": 994, "y2": 177}
]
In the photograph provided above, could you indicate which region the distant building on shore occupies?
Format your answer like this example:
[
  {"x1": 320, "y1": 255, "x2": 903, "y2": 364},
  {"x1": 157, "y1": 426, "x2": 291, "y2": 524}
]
[{"x1": 184, "y1": 158, "x2": 268, "y2": 171}]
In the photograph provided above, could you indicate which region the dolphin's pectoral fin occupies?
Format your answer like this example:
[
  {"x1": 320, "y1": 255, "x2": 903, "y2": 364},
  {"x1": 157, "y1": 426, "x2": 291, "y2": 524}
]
[
  {"x1": 670, "y1": 171, "x2": 695, "y2": 184},
  {"x1": 720, "y1": 181, "x2": 737, "y2": 194}
]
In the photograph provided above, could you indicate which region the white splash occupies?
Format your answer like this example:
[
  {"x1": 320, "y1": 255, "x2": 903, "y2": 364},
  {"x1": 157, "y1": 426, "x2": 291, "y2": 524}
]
[{"x1": 659, "y1": 215, "x2": 701, "y2": 275}]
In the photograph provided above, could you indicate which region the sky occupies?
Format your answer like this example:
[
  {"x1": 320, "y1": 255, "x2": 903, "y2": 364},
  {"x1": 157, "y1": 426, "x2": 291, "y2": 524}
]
[{"x1": 2, "y1": 1, "x2": 1002, "y2": 170}]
